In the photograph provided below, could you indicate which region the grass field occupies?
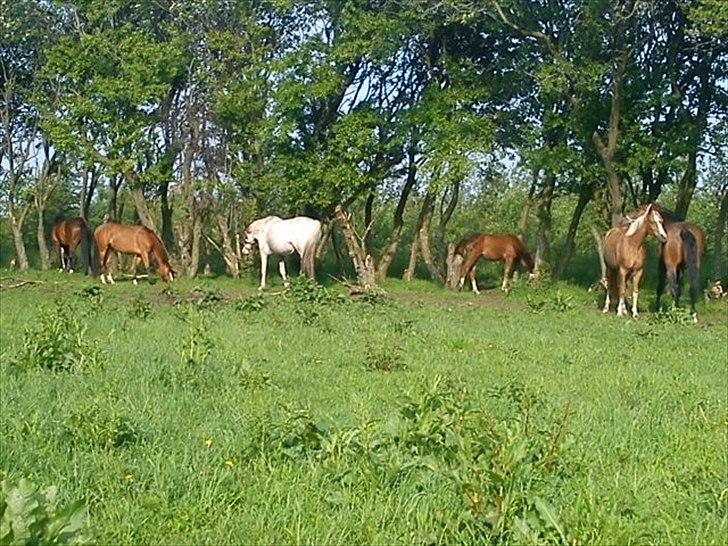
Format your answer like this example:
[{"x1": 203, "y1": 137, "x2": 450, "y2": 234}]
[{"x1": 1, "y1": 269, "x2": 726, "y2": 544}]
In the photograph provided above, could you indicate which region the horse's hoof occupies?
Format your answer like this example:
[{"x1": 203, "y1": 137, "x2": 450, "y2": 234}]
[
  {"x1": 133, "y1": 279, "x2": 138, "y2": 286},
  {"x1": 68, "y1": 269, "x2": 74, "y2": 274},
  {"x1": 692, "y1": 313, "x2": 698, "y2": 324},
  {"x1": 602, "y1": 309, "x2": 609, "y2": 314}
]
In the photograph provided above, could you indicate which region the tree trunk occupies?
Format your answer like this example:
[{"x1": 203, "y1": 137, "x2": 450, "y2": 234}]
[
  {"x1": 674, "y1": 151, "x2": 697, "y2": 219},
  {"x1": 364, "y1": 191, "x2": 374, "y2": 255},
  {"x1": 416, "y1": 190, "x2": 443, "y2": 282},
  {"x1": 436, "y1": 180, "x2": 460, "y2": 267},
  {"x1": 129, "y1": 183, "x2": 158, "y2": 233},
  {"x1": 592, "y1": 53, "x2": 628, "y2": 227},
  {"x1": 534, "y1": 174, "x2": 554, "y2": 274},
  {"x1": 555, "y1": 185, "x2": 592, "y2": 279},
  {"x1": 10, "y1": 216, "x2": 29, "y2": 270},
  {"x1": 444, "y1": 243, "x2": 462, "y2": 289},
  {"x1": 36, "y1": 207, "x2": 50, "y2": 270},
  {"x1": 714, "y1": 187, "x2": 728, "y2": 282},
  {"x1": 107, "y1": 175, "x2": 123, "y2": 221},
  {"x1": 334, "y1": 204, "x2": 376, "y2": 290},
  {"x1": 216, "y1": 210, "x2": 240, "y2": 278},
  {"x1": 403, "y1": 235, "x2": 419, "y2": 282},
  {"x1": 517, "y1": 175, "x2": 538, "y2": 238},
  {"x1": 377, "y1": 149, "x2": 417, "y2": 280},
  {"x1": 160, "y1": 181, "x2": 175, "y2": 251}
]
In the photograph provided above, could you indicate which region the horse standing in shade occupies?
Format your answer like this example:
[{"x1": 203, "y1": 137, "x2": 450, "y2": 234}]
[
  {"x1": 601, "y1": 203, "x2": 667, "y2": 317},
  {"x1": 51, "y1": 217, "x2": 95, "y2": 275},
  {"x1": 242, "y1": 216, "x2": 322, "y2": 290},
  {"x1": 454, "y1": 233, "x2": 535, "y2": 293},
  {"x1": 94, "y1": 223, "x2": 175, "y2": 284},
  {"x1": 627, "y1": 204, "x2": 705, "y2": 322}
]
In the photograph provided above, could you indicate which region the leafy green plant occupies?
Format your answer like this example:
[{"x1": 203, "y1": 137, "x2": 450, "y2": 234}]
[
  {"x1": 128, "y1": 299, "x2": 152, "y2": 320},
  {"x1": 364, "y1": 340, "x2": 405, "y2": 372},
  {"x1": 0, "y1": 478, "x2": 92, "y2": 545},
  {"x1": 285, "y1": 277, "x2": 344, "y2": 306},
  {"x1": 64, "y1": 399, "x2": 139, "y2": 450},
  {"x1": 648, "y1": 306, "x2": 695, "y2": 325},
  {"x1": 20, "y1": 303, "x2": 101, "y2": 372},
  {"x1": 191, "y1": 285, "x2": 224, "y2": 308},
  {"x1": 234, "y1": 294, "x2": 268, "y2": 312}
]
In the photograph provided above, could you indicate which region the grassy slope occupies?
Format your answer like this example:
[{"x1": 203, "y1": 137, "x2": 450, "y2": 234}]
[{"x1": 0, "y1": 270, "x2": 726, "y2": 544}]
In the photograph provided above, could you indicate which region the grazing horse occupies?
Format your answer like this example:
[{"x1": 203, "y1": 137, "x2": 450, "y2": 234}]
[
  {"x1": 51, "y1": 217, "x2": 95, "y2": 275},
  {"x1": 455, "y1": 233, "x2": 535, "y2": 293},
  {"x1": 94, "y1": 223, "x2": 175, "y2": 284},
  {"x1": 242, "y1": 215, "x2": 322, "y2": 290},
  {"x1": 628, "y1": 204, "x2": 705, "y2": 322},
  {"x1": 601, "y1": 204, "x2": 667, "y2": 317}
]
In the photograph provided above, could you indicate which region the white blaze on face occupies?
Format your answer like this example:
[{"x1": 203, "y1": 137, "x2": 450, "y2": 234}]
[{"x1": 652, "y1": 211, "x2": 667, "y2": 241}]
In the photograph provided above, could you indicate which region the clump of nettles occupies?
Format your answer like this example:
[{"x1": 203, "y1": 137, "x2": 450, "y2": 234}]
[
  {"x1": 20, "y1": 302, "x2": 101, "y2": 372},
  {"x1": 0, "y1": 478, "x2": 92, "y2": 544}
]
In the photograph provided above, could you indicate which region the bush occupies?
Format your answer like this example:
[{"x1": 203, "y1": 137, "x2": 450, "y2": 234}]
[
  {"x1": 20, "y1": 303, "x2": 101, "y2": 372},
  {"x1": 0, "y1": 478, "x2": 92, "y2": 545}
]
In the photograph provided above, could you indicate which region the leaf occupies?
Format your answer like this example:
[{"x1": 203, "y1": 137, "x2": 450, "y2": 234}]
[{"x1": 532, "y1": 496, "x2": 568, "y2": 544}]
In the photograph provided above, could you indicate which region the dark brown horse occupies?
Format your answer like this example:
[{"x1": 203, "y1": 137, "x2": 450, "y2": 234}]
[
  {"x1": 628, "y1": 204, "x2": 705, "y2": 322},
  {"x1": 51, "y1": 217, "x2": 95, "y2": 275},
  {"x1": 94, "y1": 223, "x2": 175, "y2": 284},
  {"x1": 601, "y1": 203, "x2": 667, "y2": 317},
  {"x1": 455, "y1": 233, "x2": 535, "y2": 293}
]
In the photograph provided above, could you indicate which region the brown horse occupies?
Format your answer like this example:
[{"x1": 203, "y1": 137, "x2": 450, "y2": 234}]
[
  {"x1": 601, "y1": 203, "x2": 667, "y2": 317},
  {"x1": 628, "y1": 204, "x2": 705, "y2": 322},
  {"x1": 94, "y1": 223, "x2": 175, "y2": 284},
  {"x1": 455, "y1": 233, "x2": 535, "y2": 293},
  {"x1": 51, "y1": 217, "x2": 95, "y2": 275}
]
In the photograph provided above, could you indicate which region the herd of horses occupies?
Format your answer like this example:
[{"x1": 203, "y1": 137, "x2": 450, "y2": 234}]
[{"x1": 51, "y1": 202, "x2": 705, "y2": 321}]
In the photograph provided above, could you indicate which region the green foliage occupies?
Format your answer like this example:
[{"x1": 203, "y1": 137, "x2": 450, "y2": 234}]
[
  {"x1": 0, "y1": 478, "x2": 91, "y2": 545},
  {"x1": 19, "y1": 303, "x2": 101, "y2": 372},
  {"x1": 284, "y1": 277, "x2": 345, "y2": 306},
  {"x1": 64, "y1": 398, "x2": 139, "y2": 450},
  {"x1": 234, "y1": 294, "x2": 268, "y2": 313}
]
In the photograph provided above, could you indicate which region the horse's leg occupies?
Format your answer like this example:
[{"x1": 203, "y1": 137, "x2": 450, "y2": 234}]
[
  {"x1": 258, "y1": 251, "x2": 268, "y2": 290},
  {"x1": 459, "y1": 252, "x2": 481, "y2": 291},
  {"x1": 131, "y1": 255, "x2": 142, "y2": 285},
  {"x1": 140, "y1": 252, "x2": 151, "y2": 283},
  {"x1": 673, "y1": 268, "x2": 683, "y2": 308},
  {"x1": 602, "y1": 276, "x2": 611, "y2": 314},
  {"x1": 67, "y1": 247, "x2": 75, "y2": 273},
  {"x1": 616, "y1": 268, "x2": 628, "y2": 316},
  {"x1": 655, "y1": 258, "x2": 666, "y2": 310},
  {"x1": 102, "y1": 246, "x2": 116, "y2": 284},
  {"x1": 278, "y1": 259, "x2": 289, "y2": 287},
  {"x1": 631, "y1": 268, "x2": 644, "y2": 318},
  {"x1": 665, "y1": 266, "x2": 678, "y2": 308},
  {"x1": 469, "y1": 267, "x2": 479, "y2": 294},
  {"x1": 58, "y1": 246, "x2": 66, "y2": 272},
  {"x1": 501, "y1": 257, "x2": 514, "y2": 292}
]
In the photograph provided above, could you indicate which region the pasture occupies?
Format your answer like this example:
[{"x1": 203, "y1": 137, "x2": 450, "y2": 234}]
[{"x1": 0, "y1": 271, "x2": 726, "y2": 544}]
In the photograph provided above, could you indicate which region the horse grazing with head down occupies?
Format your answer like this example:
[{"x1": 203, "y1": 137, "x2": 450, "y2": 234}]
[
  {"x1": 51, "y1": 217, "x2": 95, "y2": 275},
  {"x1": 242, "y1": 215, "x2": 322, "y2": 290},
  {"x1": 627, "y1": 204, "x2": 705, "y2": 322},
  {"x1": 94, "y1": 223, "x2": 175, "y2": 284},
  {"x1": 601, "y1": 203, "x2": 667, "y2": 317},
  {"x1": 454, "y1": 233, "x2": 535, "y2": 293}
]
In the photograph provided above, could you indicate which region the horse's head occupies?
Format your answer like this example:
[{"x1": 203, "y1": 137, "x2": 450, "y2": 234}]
[
  {"x1": 241, "y1": 228, "x2": 256, "y2": 255},
  {"x1": 626, "y1": 203, "x2": 667, "y2": 243},
  {"x1": 159, "y1": 262, "x2": 176, "y2": 282}
]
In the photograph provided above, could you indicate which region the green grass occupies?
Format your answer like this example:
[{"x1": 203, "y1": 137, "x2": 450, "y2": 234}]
[{"x1": 1, "y1": 270, "x2": 726, "y2": 544}]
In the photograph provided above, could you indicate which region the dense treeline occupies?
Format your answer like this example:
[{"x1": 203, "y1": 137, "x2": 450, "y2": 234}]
[{"x1": 2, "y1": 0, "x2": 727, "y2": 285}]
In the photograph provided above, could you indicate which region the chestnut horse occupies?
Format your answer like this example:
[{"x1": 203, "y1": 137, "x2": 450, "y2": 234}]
[
  {"x1": 94, "y1": 223, "x2": 175, "y2": 284},
  {"x1": 601, "y1": 204, "x2": 667, "y2": 317},
  {"x1": 51, "y1": 217, "x2": 95, "y2": 275},
  {"x1": 628, "y1": 204, "x2": 705, "y2": 322},
  {"x1": 455, "y1": 233, "x2": 535, "y2": 293}
]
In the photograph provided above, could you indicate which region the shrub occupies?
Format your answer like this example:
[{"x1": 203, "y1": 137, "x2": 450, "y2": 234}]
[
  {"x1": 20, "y1": 303, "x2": 101, "y2": 372},
  {"x1": 0, "y1": 478, "x2": 92, "y2": 545}
]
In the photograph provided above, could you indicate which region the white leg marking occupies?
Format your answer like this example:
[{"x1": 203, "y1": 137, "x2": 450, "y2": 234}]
[
  {"x1": 279, "y1": 260, "x2": 289, "y2": 286},
  {"x1": 471, "y1": 277, "x2": 479, "y2": 294},
  {"x1": 631, "y1": 290, "x2": 639, "y2": 318},
  {"x1": 617, "y1": 298, "x2": 627, "y2": 316}
]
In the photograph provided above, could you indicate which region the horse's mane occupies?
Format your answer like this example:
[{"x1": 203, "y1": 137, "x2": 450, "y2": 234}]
[
  {"x1": 627, "y1": 203, "x2": 683, "y2": 223},
  {"x1": 146, "y1": 228, "x2": 171, "y2": 266},
  {"x1": 454, "y1": 233, "x2": 483, "y2": 256}
]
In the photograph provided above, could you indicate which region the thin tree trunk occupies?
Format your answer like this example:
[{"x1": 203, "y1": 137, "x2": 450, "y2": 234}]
[
  {"x1": 334, "y1": 204, "x2": 376, "y2": 290},
  {"x1": 555, "y1": 185, "x2": 592, "y2": 279},
  {"x1": 129, "y1": 183, "x2": 158, "y2": 233},
  {"x1": 534, "y1": 174, "x2": 554, "y2": 273},
  {"x1": 377, "y1": 149, "x2": 417, "y2": 280},
  {"x1": 215, "y1": 210, "x2": 240, "y2": 278},
  {"x1": 107, "y1": 175, "x2": 123, "y2": 221},
  {"x1": 364, "y1": 191, "x2": 374, "y2": 255},
  {"x1": 10, "y1": 215, "x2": 29, "y2": 270},
  {"x1": 36, "y1": 207, "x2": 50, "y2": 269},
  {"x1": 674, "y1": 152, "x2": 697, "y2": 219},
  {"x1": 714, "y1": 187, "x2": 728, "y2": 282},
  {"x1": 518, "y1": 175, "x2": 538, "y2": 238},
  {"x1": 417, "y1": 190, "x2": 443, "y2": 282},
  {"x1": 160, "y1": 181, "x2": 175, "y2": 251}
]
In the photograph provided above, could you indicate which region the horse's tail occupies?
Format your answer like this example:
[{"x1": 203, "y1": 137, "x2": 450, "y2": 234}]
[
  {"x1": 80, "y1": 220, "x2": 97, "y2": 276},
  {"x1": 681, "y1": 228, "x2": 701, "y2": 312},
  {"x1": 302, "y1": 221, "x2": 322, "y2": 279}
]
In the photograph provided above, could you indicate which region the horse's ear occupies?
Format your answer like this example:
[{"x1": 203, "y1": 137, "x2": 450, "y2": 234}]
[{"x1": 625, "y1": 215, "x2": 641, "y2": 236}]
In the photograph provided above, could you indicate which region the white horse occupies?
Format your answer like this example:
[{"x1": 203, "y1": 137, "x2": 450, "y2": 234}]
[{"x1": 242, "y1": 215, "x2": 322, "y2": 290}]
